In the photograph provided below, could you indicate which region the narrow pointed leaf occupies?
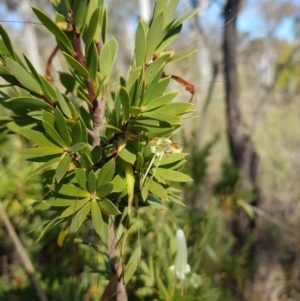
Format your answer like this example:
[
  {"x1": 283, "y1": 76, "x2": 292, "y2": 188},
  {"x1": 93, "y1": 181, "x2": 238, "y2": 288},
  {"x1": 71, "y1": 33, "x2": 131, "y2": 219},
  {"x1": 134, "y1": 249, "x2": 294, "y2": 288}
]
[
  {"x1": 88, "y1": 170, "x2": 97, "y2": 192},
  {"x1": 0, "y1": 25, "x2": 15, "y2": 59},
  {"x1": 18, "y1": 147, "x2": 63, "y2": 158},
  {"x1": 62, "y1": 52, "x2": 89, "y2": 78},
  {"x1": 75, "y1": 168, "x2": 88, "y2": 191},
  {"x1": 43, "y1": 120, "x2": 66, "y2": 147},
  {"x1": 6, "y1": 58, "x2": 43, "y2": 94},
  {"x1": 91, "y1": 199, "x2": 103, "y2": 236},
  {"x1": 29, "y1": 157, "x2": 61, "y2": 179},
  {"x1": 119, "y1": 87, "x2": 130, "y2": 121},
  {"x1": 5, "y1": 96, "x2": 53, "y2": 111},
  {"x1": 96, "y1": 159, "x2": 115, "y2": 187},
  {"x1": 79, "y1": 152, "x2": 94, "y2": 169},
  {"x1": 148, "y1": 180, "x2": 168, "y2": 200},
  {"x1": 146, "y1": 11, "x2": 164, "y2": 61},
  {"x1": 49, "y1": 184, "x2": 90, "y2": 197},
  {"x1": 99, "y1": 198, "x2": 121, "y2": 215},
  {"x1": 55, "y1": 108, "x2": 70, "y2": 146},
  {"x1": 60, "y1": 198, "x2": 88, "y2": 218},
  {"x1": 56, "y1": 88, "x2": 73, "y2": 119},
  {"x1": 96, "y1": 182, "x2": 114, "y2": 197},
  {"x1": 31, "y1": 5, "x2": 74, "y2": 54},
  {"x1": 155, "y1": 168, "x2": 192, "y2": 182},
  {"x1": 55, "y1": 155, "x2": 72, "y2": 182},
  {"x1": 69, "y1": 202, "x2": 90, "y2": 234},
  {"x1": 73, "y1": 0, "x2": 88, "y2": 32},
  {"x1": 124, "y1": 245, "x2": 141, "y2": 284},
  {"x1": 13, "y1": 128, "x2": 58, "y2": 147},
  {"x1": 135, "y1": 19, "x2": 146, "y2": 67}
]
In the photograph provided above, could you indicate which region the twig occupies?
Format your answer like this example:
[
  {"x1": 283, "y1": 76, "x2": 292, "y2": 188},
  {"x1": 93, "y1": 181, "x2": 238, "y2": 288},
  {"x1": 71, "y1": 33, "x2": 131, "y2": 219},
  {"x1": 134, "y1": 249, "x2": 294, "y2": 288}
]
[
  {"x1": 100, "y1": 222, "x2": 127, "y2": 301},
  {"x1": 0, "y1": 202, "x2": 49, "y2": 301},
  {"x1": 45, "y1": 45, "x2": 59, "y2": 81}
]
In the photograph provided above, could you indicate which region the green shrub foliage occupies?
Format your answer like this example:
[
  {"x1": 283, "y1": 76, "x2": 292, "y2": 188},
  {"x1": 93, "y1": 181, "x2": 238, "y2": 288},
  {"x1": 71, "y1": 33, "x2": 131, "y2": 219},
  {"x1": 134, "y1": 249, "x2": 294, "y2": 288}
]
[{"x1": 0, "y1": 0, "x2": 198, "y2": 285}]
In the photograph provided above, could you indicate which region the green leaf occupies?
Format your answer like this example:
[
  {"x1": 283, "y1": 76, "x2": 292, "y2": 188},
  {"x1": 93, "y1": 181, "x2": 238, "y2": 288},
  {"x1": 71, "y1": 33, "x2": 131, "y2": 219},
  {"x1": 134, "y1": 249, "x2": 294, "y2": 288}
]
[
  {"x1": 91, "y1": 145, "x2": 102, "y2": 164},
  {"x1": 43, "y1": 110, "x2": 55, "y2": 126},
  {"x1": 108, "y1": 37, "x2": 118, "y2": 68},
  {"x1": 13, "y1": 128, "x2": 58, "y2": 147},
  {"x1": 55, "y1": 108, "x2": 70, "y2": 146},
  {"x1": 171, "y1": 49, "x2": 197, "y2": 63},
  {"x1": 141, "y1": 179, "x2": 148, "y2": 201},
  {"x1": 43, "y1": 120, "x2": 66, "y2": 147},
  {"x1": 99, "y1": 198, "x2": 121, "y2": 215},
  {"x1": 120, "y1": 87, "x2": 130, "y2": 121},
  {"x1": 155, "y1": 168, "x2": 192, "y2": 182},
  {"x1": 145, "y1": 77, "x2": 171, "y2": 104},
  {"x1": 141, "y1": 112, "x2": 181, "y2": 125},
  {"x1": 55, "y1": 155, "x2": 72, "y2": 182},
  {"x1": 91, "y1": 199, "x2": 103, "y2": 236},
  {"x1": 146, "y1": 92, "x2": 178, "y2": 110},
  {"x1": 37, "y1": 216, "x2": 62, "y2": 242},
  {"x1": 56, "y1": 88, "x2": 73, "y2": 119},
  {"x1": 31, "y1": 5, "x2": 74, "y2": 54},
  {"x1": 154, "y1": 152, "x2": 187, "y2": 166},
  {"x1": 165, "y1": 0, "x2": 180, "y2": 25},
  {"x1": 118, "y1": 148, "x2": 136, "y2": 165},
  {"x1": 96, "y1": 182, "x2": 114, "y2": 197},
  {"x1": 62, "y1": 52, "x2": 89, "y2": 78},
  {"x1": 156, "y1": 24, "x2": 182, "y2": 53},
  {"x1": 73, "y1": 0, "x2": 88, "y2": 32},
  {"x1": 72, "y1": 121, "x2": 84, "y2": 144},
  {"x1": 148, "y1": 180, "x2": 168, "y2": 200},
  {"x1": 153, "y1": 102, "x2": 193, "y2": 115},
  {"x1": 0, "y1": 25, "x2": 15, "y2": 59},
  {"x1": 101, "y1": 8, "x2": 107, "y2": 43},
  {"x1": 29, "y1": 157, "x2": 61, "y2": 179},
  {"x1": 79, "y1": 152, "x2": 94, "y2": 170},
  {"x1": 124, "y1": 245, "x2": 141, "y2": 284},
  {"x1": 69, "y1": 202, "x2": 90, "y2": 234},
  {"x1": 85, "y1": 6, "x2": 102, "y2": 48},
  {"x1": 111, "y1": 175, "x2": 126, "y2": 193},
  {"x1": 135, "y1": 19, "x2": 146, "y2": 67},
  {"x1": 88, "y1": 170, "x2": 97, "y2": 192},
  {"x1": 0, "y1": 65, "x2": 12, "y2": 75},
  {"x1": 173, "y1": 8, "x2": 199, "y2": 27},
  {"x1": 69, "y1": 142, "x2": 87, "y2": 152},
  {"x1": 75, "y1": 168, "x2": 88, "y2": 191},
  {"x1": 145, "y1": 52, "x2": 171, "y2": 86},
  {"x1": 18, "y1": 147, "x2": 63, "y2": 158},
  {"x1": 126, "y1": 67, "x2": 142, "y2": 92},
  {"x1": 99, "y1": 40, "x2": 112, "y2": 80},
  {"x1": 5, "y1": 96, "x2": 53, "y2": 111},
  {"x1": 96, "y1": 159, "x2": 115, "y2": 187},
  {"x1": 6, "y1": 58, "x2": 43, "y2": 95},
  {"x1": 146, "y1": 11, "x2": 164, "y2": 62},
  {"x1": 86, "y1": 42, "x2": 99, "y2": 81},
  {"x1": 147, "y1": 195, "x2": 165, "y2": 209},
  {"x1": 59, "y1": 72, "x2": 78, "y2": 94},
  {"x1": 49, "y1": 184, "x2": 90, "y2": 197},
  {"x1": 48, "y1": 198, "x2": 78, "y2": 207},
  {"x1": 60, "y1": 199, "x2": 89, "y2": 218}
]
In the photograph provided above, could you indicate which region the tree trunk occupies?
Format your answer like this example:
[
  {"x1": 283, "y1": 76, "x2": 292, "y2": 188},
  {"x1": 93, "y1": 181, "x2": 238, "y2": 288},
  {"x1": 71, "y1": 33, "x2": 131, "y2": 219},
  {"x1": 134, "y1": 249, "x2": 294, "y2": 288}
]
[{"x1": 223, "y1": 1, "x2": 262, "y2": 300}]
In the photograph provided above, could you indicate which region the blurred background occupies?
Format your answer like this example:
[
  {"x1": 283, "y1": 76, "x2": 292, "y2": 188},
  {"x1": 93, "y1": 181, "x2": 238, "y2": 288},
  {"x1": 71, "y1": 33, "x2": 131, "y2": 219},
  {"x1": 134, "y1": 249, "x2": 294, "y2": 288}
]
[{"x1": 1, "y1": 0, "x2": 300, "y2": 300}]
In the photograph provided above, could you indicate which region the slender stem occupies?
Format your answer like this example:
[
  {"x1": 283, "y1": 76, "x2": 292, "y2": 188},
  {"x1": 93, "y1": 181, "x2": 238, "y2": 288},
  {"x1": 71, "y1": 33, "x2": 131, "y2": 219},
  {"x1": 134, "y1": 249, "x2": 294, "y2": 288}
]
[
  {"x1": 0, "y1": 202, "x2": 49, "y2": 301},
  {"x1": 45, "y1": 45, "x2": 59, "y2": 81}
]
